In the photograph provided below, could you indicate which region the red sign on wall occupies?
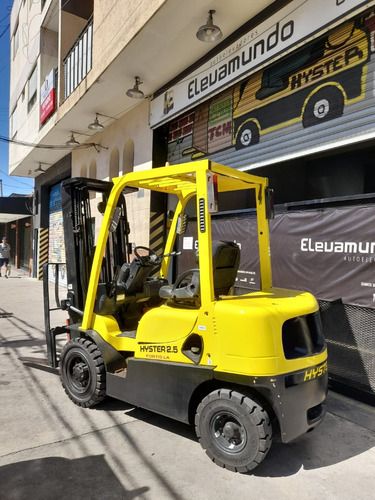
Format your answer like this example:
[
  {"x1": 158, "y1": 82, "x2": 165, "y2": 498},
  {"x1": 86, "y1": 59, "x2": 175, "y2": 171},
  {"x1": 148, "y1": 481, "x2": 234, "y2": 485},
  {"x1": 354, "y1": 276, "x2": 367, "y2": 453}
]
[{"x1": 40, "y1": 69, "x2": 56, "y2": 124}]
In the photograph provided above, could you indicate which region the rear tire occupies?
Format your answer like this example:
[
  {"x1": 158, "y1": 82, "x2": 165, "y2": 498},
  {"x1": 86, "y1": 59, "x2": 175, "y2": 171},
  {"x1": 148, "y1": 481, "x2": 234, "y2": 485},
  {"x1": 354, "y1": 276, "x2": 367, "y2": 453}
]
[
  {"x1": 60, "y1": 338, "x2": 106, "y2": 408},
  {"x1": 302, "y1": 86, "x2": 344, "y2": 128},
  {"x1": 195, "y1": 388, "x2": 272, "y2": 472}
]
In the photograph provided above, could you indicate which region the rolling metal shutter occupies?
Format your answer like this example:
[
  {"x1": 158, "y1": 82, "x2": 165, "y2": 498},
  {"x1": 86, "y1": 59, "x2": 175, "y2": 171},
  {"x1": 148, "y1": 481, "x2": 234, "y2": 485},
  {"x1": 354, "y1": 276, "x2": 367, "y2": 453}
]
[{"x1": 165, "y1": 7, "x2": 375, "y2": 173}]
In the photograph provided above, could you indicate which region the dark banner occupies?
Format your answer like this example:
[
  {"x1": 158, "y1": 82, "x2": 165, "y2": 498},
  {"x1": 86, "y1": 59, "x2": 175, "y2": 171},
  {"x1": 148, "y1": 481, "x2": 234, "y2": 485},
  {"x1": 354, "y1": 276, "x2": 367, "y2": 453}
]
[
  {"x1": 271, "y1": 206, "x2": 375, "y2": 309},
  {"x1": 179, "y1": 215, "x2": 261, "y2": 290},
  {"x1": 178, "y1": 205, "x2": 375, "y2": 308}
]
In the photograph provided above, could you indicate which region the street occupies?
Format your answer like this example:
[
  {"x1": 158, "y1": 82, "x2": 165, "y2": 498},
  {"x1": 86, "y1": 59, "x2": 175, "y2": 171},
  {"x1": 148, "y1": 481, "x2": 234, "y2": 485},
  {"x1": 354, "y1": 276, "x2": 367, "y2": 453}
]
[{"x1": 1, "y1": 270, "x2": 374, "y2": 499}]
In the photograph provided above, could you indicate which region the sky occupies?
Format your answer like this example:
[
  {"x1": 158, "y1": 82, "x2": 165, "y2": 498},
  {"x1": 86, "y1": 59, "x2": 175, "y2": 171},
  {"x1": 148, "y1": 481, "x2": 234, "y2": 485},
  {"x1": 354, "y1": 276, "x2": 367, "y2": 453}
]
[{"x1": 0, "y1": 1, "x2": 34, "y2": 197}]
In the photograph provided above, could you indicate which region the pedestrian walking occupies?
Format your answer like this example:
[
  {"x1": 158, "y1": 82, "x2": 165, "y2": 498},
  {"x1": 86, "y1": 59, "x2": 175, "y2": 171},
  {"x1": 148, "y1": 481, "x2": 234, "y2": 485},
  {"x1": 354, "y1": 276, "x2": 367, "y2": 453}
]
[{"x1": 0, "y1": 236, "x2": 11, "y2": 278}]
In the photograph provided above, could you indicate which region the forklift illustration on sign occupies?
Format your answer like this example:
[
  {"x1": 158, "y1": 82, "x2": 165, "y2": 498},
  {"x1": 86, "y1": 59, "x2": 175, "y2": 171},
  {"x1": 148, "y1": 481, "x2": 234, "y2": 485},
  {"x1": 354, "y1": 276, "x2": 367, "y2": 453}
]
[{"x1": 44, "y1": 160, "x2": 328, "y2": 473}]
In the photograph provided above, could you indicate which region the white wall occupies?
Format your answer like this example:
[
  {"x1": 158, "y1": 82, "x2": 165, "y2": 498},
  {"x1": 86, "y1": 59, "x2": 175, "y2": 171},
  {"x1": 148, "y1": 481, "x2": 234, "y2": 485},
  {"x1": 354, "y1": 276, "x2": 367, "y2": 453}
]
[{"x1": 72, "y1": 99, "x2": 153, "y2": 247}]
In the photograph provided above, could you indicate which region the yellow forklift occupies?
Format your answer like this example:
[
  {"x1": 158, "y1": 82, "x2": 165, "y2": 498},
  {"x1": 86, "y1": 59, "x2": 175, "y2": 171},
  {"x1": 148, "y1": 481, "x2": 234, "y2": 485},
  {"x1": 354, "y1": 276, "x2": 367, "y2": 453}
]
[{"x1": 44, "y1": 160, "x2": 328, "y2": 472}]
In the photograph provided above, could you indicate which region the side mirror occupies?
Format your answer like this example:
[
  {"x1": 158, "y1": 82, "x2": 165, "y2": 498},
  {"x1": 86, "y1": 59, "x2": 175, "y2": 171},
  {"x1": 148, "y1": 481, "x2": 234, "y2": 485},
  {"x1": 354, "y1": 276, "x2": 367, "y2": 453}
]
[{"x1": 176, "y1": 213, "x2": 189, "y2": 235}]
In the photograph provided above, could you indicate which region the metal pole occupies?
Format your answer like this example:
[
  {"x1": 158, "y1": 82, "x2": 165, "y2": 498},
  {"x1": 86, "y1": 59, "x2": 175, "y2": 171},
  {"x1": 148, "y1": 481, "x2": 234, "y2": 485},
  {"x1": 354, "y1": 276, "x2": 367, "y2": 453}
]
[{"x1": 0, "y1": 179, "x2": 3, "y2": 197}]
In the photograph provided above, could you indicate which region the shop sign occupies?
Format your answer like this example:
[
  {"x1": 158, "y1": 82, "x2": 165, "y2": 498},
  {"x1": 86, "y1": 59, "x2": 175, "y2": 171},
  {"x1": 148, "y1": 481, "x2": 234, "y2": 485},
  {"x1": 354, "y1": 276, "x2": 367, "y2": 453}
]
[
  {"x1": 150, "y1": 0, "x2": 370, "y2": 128},
  {"x1": 40, "y1": 68, "x2": 56, "y2": 124}
]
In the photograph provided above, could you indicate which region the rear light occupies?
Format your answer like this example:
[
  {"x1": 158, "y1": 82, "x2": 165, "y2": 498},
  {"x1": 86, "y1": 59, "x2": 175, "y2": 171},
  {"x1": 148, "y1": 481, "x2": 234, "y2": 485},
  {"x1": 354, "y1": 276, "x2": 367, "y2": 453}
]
[{"x1": 282, "y1": 312, "x2": 325, "y2": 359}]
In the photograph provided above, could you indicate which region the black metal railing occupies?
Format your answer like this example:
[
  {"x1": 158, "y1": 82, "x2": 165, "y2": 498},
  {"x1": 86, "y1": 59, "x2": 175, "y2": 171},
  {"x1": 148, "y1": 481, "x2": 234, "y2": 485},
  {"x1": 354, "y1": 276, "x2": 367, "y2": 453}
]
[{"x1": 63, "y1": 16, "x2": 93, "y2": 99}]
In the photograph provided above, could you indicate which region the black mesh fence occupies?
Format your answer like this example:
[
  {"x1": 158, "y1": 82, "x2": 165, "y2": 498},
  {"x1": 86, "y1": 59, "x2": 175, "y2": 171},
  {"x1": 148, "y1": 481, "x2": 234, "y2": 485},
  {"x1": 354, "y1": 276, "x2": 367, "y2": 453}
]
[{"x1": 319, "y1": 300, "x2": 375, "y2": 398}]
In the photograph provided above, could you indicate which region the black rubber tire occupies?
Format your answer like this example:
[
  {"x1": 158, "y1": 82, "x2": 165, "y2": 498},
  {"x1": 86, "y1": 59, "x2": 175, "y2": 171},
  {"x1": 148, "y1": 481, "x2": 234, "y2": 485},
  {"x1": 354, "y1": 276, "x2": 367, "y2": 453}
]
[
  {"x1": 195, "y1": 388, "x2": 272, "y2": 473},
  {"x1": 302, "y1": 86, "x2": 344, "y2": 128},
  {"x1": 60, "y1": 338, "x2": 106, "y2": 408},
  {"x1": 235, "y1": 121, "x2": 260, "y2": 150}
]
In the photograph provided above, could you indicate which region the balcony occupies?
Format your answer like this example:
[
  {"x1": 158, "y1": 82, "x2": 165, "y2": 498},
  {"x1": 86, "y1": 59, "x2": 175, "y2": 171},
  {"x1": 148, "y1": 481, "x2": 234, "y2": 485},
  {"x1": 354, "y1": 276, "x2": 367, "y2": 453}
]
[{"x1": 63, "y1": 16, "x2": 93, "y2": 100}]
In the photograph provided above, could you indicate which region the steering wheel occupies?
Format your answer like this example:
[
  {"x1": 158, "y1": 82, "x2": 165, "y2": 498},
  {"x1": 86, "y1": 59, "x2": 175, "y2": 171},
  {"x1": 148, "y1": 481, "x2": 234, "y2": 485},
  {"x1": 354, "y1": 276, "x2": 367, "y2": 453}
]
[{"x1": 133, "y1": 246, "x2": 160, "y2": 267}]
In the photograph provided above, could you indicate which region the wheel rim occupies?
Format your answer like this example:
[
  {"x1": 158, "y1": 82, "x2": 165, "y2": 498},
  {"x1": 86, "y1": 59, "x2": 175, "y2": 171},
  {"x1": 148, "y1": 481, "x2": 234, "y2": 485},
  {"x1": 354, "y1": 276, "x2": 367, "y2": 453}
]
[
  {"x1": 313, "y1": 98, "x2": 330, "y2": 119},
  {"x1": 240, "y1": 129, "x2": 252, "y2": 146},
  {"x1": 66, "y1": 353, "x2": 91, "y2": 395},
  {"x1": 210, "y1": 411, "x2": 247, "y2": 454}
]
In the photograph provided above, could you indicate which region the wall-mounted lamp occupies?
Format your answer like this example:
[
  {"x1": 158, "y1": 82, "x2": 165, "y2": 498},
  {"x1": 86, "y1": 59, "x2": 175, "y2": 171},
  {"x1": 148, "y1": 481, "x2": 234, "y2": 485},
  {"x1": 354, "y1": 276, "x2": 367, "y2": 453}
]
[
  {"x1": 66, "y1": 132, "x2": 80, "y2": 147},
  {"x1": 126, "y1": 77, "x2": 144, "y2": 99},
  {"x1": 196, "y1": 10, "x2": 222, "y2": 42},
  {"x1": 34, "y1": 163, "x2": 45, "y2": 174},
  {"x1": 88, "y1": 113, "x2": 104, "y2": 131}
]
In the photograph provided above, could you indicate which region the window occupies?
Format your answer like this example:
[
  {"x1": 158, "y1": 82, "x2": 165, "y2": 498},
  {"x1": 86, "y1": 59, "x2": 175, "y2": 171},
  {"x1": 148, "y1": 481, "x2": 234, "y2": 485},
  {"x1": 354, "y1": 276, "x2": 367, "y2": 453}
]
[
  {"x1": 256, "y1": 39, "x2": 325, "y2": 100},
  {"x1": 10, "y1": 105, "x2": 18, "y2": 138},
  {"x1": 12, "y1": 23, "x2": 19, "y2": 59},
  {"x1": 28, "y1": 66, "x2": 37, "y2": 112}
]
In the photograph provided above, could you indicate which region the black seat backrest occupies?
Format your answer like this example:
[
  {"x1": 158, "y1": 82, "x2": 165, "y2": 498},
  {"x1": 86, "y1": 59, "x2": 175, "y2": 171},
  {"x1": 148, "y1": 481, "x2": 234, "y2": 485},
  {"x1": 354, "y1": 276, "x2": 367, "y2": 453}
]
[
  {"x1": 212, "y1": 241, "x2": 240, "y2": 297},
  {"x1": 159, "y1": 240, "x2": 240, "y2": 304}
]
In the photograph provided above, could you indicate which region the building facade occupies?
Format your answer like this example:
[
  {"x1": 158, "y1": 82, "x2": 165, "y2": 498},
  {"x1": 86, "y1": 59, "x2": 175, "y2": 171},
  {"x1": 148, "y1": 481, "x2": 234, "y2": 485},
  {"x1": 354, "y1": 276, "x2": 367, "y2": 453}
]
[{"x1": 9, "y1": 0, "x2": 375, "y2": 400}]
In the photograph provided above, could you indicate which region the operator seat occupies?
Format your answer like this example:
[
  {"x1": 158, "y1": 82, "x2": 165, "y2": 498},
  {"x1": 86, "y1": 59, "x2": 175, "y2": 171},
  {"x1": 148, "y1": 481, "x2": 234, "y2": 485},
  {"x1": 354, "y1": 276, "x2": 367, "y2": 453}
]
[{"x1": 159, "y1": 241, "x2": 240, "y2": 305}]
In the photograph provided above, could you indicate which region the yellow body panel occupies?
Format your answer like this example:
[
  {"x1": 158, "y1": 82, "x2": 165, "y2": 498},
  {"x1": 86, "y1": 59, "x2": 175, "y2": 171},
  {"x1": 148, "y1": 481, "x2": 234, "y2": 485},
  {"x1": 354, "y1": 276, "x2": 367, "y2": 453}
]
[
  {"x1": 213, "y1": 288, "x2": 325, "y2": 376},
  {"x1": 137, "y1": 305, "x2": 198, "y2": 343},
  {"x1": 92, "y1": 313, "x2": 136, "y2": 351},
  {"x1": 134, "y1": 305, "x2": 199, "y2": 363}
]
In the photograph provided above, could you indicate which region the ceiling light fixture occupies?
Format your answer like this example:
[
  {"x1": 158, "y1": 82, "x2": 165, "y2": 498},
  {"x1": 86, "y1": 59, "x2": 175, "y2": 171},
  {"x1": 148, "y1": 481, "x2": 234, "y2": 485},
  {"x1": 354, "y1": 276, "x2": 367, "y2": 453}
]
[
  {"x1": 88, "y1": 113, "x2": 105, "y2": 131},
  {"x1": 34, "y1": 163, "x2": 45, "y2": 174},
  {"x1": 126, "y1": 77, "x2": 144, "y2": 99},
  {"x1": 196, "y1": 10, "x2": 222, "y2": 43},
  {"x1": 66, "y1": 132, "x2": 80, "y2": 147}
]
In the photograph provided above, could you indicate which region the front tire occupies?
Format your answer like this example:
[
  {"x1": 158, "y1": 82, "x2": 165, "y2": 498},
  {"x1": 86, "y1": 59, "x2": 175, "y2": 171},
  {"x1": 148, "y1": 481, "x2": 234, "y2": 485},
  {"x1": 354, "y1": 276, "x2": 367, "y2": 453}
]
[
  {"x1": 60, "y1": 338, "x2": 106, "y2": 408},
  {"x1": 195, "y1": 388, "x2": 272, "y2": 472}
]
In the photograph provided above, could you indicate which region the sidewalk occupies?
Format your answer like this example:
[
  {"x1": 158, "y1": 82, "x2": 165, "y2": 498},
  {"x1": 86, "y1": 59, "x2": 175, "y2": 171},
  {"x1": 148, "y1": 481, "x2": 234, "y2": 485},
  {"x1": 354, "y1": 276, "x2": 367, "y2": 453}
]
[
  {"x1": 0, "y1": 274, "x2": 374, "y2": 499},
  {"x1": 1, "y1": 265, "x2": 30, "y2": 279}
]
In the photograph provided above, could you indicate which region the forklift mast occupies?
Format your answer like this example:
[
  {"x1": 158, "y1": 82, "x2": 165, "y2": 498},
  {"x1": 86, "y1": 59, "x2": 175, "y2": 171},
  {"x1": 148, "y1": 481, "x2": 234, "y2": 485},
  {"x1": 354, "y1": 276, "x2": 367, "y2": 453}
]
[{"x1": 61, "y1": 177, "x2": 130, "y2": 323}]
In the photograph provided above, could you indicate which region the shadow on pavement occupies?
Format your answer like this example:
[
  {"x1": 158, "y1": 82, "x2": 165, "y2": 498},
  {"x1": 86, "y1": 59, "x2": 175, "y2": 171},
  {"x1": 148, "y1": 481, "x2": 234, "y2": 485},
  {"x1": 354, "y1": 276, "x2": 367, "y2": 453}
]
[
  {"x1": 0, "y1": 312, "x2": 13, "y2": 318},
  {"x1": 91, "y1": 397, "x2": 197, "y2": 442},
  {"x1": 253, "y1": 411, "x2": 375, "y2": 477},
  {"x1": 2, "y1": 339, "x2": 46, "y2": 348},
  {"x1": 100, "y1": 401, "x2": 375, "y2": 478},
  {"x1": 0, "y1": 455, "x2": 149, "y2": 499}
]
